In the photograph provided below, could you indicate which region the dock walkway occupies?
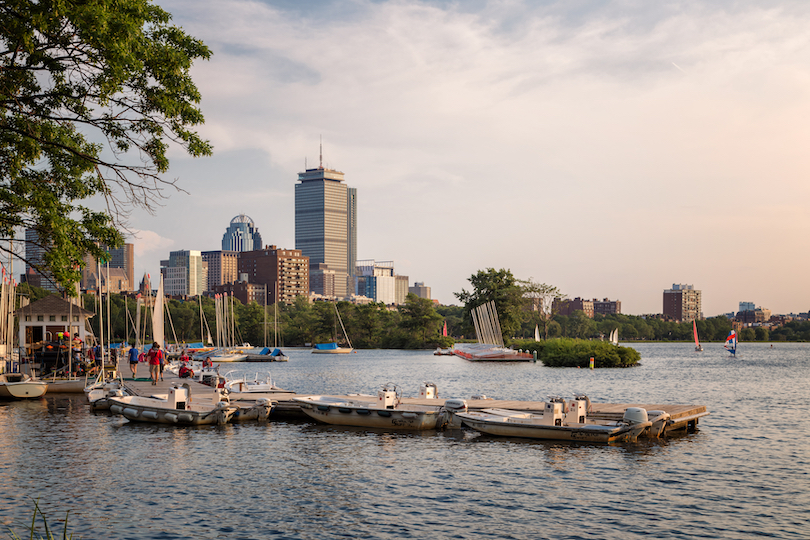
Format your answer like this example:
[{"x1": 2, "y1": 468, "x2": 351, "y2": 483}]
[{"x1": 122, "y1": 363, "x2": 707, "y2": 434}]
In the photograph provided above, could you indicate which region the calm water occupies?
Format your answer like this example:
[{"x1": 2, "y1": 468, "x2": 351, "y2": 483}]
[{"x1": 1, "y1": 343, "x2": 808, "y2": 539}]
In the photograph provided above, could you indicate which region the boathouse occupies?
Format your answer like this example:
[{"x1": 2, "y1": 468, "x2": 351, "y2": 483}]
[{"x1": 14, "y1": 295, "x2": 95, "y2": 353}]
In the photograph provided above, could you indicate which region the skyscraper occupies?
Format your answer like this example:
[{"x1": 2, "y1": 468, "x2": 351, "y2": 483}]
[
  {"x1": 24, "y1": 228, "x2": 57, "y2": 292},
  {"x1": 160, "y1": 250, "x2": 203, "y2": 296},
  {"x1": 295, "y1": 156, "x2": 356, "y2": 298},
  {"x1": 221, "y1": 214, "x2": 263, "y2": 252}
]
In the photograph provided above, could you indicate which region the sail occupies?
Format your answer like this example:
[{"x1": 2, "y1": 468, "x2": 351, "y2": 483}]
[
  {"x1": 534, "y1": 324, "x2": 540, "y2": 342},
  {"x1": 152, "y1": 275, "x2": 165, "y2": 348},
  {"x1": 693, "y1": 320, "x2": 701, "y2": 349},
  {"x1": 443, "y1": 321, "x2": 448, "y2": 338},
  {"x1": 724, "y1": 329, "x2": 737, "y2": 355},
  {"x1": 610, "y1": 328, "x2": 619, "y2": 346}
]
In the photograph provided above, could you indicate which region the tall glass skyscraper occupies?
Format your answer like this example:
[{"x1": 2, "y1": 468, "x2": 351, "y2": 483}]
[
  {"x1": 295, "y1": 165, "x2": 356, "y2": 298},
  {"x1": 221, "y1": 214, "x2": 263, "y2": 252}
]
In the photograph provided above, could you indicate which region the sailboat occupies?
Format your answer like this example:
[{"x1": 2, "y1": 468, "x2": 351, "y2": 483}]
[
  {"x1": 312, "y1": 303, "x2": 353, "y2": 354},
  {"x1": 693, "y1": 320, "x2": 703, "y2": 351},
  {"x1": 534, "y1": 324, "x2": 540, "y2": 342},
  {"x1": 609, "y1": 327, "x2": 619, "y2": 346},
  {"x1": 724, "y1": 329, "x2": 737, "y2": 356}
]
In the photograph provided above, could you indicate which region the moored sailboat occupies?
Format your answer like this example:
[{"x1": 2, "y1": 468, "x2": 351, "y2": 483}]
[{"x1": 312, "y1": 303, "x2": 353, "y2": 354}]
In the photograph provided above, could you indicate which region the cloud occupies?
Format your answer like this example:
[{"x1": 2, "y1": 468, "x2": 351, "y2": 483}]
[{"x1": 134, "y1": 0, "x2": 810, "y2": 313}]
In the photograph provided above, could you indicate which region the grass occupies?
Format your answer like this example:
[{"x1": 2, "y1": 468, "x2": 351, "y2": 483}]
[{"x1": 6, "y1": 500, "x2": 74, "y2": 540}]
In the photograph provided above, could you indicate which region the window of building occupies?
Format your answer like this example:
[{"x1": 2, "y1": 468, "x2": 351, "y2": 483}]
[
  {"x1": 61, "y1": 315, "x2": 68, "y2": 321},
  {"x1": 49, "y1": 316, "x2": 56, "y2": 321},
  {"x1": 37, "y1": 315, "x2": 44, "y2": 321}
]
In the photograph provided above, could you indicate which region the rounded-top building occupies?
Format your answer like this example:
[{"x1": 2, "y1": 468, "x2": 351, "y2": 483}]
[{"x1": 222, "y1": 214, "x2": 263, "y2": 252}]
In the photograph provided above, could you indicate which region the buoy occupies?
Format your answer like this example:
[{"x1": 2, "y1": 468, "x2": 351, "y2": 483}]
[{"x1": 589, "y1": 357, "x2": 594, "y2": 370}]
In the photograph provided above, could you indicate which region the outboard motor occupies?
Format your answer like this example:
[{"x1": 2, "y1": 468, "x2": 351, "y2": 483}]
[
  {"x1": 443, "y1": 398, "x2": 468, "y2": 428},
  {"x1": 419, "y1": 382, "x2": 438, "y2": 399},
  {"x1": 623, "y1": 407, "x2": 649, "y2": 425}
]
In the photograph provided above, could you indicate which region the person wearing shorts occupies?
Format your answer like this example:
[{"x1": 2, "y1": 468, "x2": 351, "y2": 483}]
[
  {"x1": 147, "y1": 342, "x2": 162, "y2": 385},
  {"x1": 128, "y1": 345, "x2": 139, "y2": 379}
]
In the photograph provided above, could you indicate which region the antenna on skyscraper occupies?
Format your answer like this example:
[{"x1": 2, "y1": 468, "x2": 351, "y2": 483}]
[{"x1": 319, "y1": 135, "x2": 323, "y2": 168}]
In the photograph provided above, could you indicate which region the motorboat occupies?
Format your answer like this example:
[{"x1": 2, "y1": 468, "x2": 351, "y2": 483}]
[
  {"x1": 230, "y1": 398, "x2": 277, "y2": 422},
  {"x1": 84, "y1": 378, "x2": 130, "y2": 411},
  {"x1": 450, "y1": 395, "x2": 666, "y2": 443},
  {"x1": 108, "y1": 384, "x2": 239, "y2": 425},
  {"x1": 222, "y1": 371, "x2": 289, "y2": 395},
  {"x1": 293, "y1": 383, "x2": 447, "y2": 430},
  {"x1": 0, "y1": 373, "x2": 48, "y2": 399}
]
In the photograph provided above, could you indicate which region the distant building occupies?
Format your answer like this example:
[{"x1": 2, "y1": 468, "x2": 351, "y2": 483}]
[
  {"x1": 736, "y1": 307, "x2": 771, "y2": 325},
  {"x1": 81, "y1": 243, "x2": 135, "y2": 291},
  {"x1": 85, "y1": 268, "x2": 130, "y2": 293},
  {"x1": 23, "y1": 228, "x2": 57, "y2": 292},
  {"x1": 160, "y1": 250, "x2": 203, "y2": 297},
  {"x1": 409, "y1": 282, "x2": 431, "y2": 300},
  {"x1": 221, "y1": 214, "x2": 263, "y2": 252},
  {"x1": 237, "y1": 246, "x2": 309, "y2": 305},
  {"x1": 739, "y1": 301, "x2": 755, "y2": 312},
  {"x1": 553, "y1": 297, "x2": 595, "y2": 318},
  {"x1": 202, "y1": 251, "x2": 238, "y2": 292},
  {"x1": 593, "y1": 298, "x2": 622, "y2": 315},
  {"x1": 355, "y1": 260, "x2": 409, "y2": 305},
  {"x1": 663, "y1": 283, "x2": 702, "y2": 322},
  {"x1": 295, "y1": 156, "x2": 357, "y2": 298},
  {"x1": 211, "y1": 280, "x2": 266, "y2": 307}
]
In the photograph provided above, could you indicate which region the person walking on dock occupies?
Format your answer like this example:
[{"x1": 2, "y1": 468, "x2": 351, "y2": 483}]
[
  {"x1": 128, "y1": 345, "x2": 140, "y2": 379},
  {"x1": 147, "y1": 342, "x2": 162, "y2": 385}
]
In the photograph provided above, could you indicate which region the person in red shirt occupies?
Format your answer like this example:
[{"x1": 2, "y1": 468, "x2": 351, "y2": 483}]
[{"x1": 147, "y1": 342, "x2": 162, "y2": 385}]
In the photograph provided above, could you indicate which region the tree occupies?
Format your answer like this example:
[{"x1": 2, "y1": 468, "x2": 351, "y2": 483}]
[
  {"x1": 398, "y1": 293, "x2": 443, "y2": 347},
  {"x1": 522, "y1": 279, "x2": 564, "y2": 340},
  {"x1": 1, "y1": 0, "x2": 211, "y2": 291},
  {"x1": 455, "y1": 268, "x2": 526, "y2": 342}
]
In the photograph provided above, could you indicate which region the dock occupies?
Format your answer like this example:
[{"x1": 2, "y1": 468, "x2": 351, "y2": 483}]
[{"x1": 122, "y1": 363, "x2": 707, "y2": 436}]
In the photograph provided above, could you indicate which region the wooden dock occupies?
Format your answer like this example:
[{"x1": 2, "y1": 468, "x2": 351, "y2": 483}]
[{"x1": 122, "y1": 363, "x2": 707, "y2": 435}]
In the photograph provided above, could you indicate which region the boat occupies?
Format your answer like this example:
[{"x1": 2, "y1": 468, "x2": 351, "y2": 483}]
[
  {"x1": 312, "y1": 303, "x2": 353, "y2": 354},
  {"x1": 433, "y1": 348, "x2": 453, "y2": 356},
  {"x1": 693, "y1": 320, "x2": 703, "y2": 351},
  {"x1": 244, "y1": 347, "x2": 289, "y2": 362},
  {"x1": 84, "y1": 379, "x2": 130, "y2": 411},
  {"x1": 453, "y1": 301, "x2": 533, "y2": 361},
  {"x1": 109, "y1": 383, "x2": 240, "y2": 425},
  {"x1": 229, "y1": 398, "x2": 277, "y2": 422},
  {"x1": 293, "y1": 383, "x2": 448, "y2": 430},
  {"x1": 0, "y1": 373, "x2": 48, "y2": 399},
  {"x1": 450, "y1": 395, "x2": 665, "y2": 443},
  {"x1": 222, "y1": 371, "x2": 290, "y2": 395},
  {"x1": 609, "y1": 327, "x2": 619, "y2": 346},
  {"x1": 724, "y1": 329, "x2": 737, "y2": 356}
]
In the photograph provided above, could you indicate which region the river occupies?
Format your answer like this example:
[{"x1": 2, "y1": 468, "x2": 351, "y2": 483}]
[{"x1": 1, "y1": 343, "x2": 808, "y2": 539}]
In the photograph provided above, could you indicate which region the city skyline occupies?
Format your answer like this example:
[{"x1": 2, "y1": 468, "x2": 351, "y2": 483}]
[{"x1": 84, "y1": 0, "x2": 810, "y2": 316}]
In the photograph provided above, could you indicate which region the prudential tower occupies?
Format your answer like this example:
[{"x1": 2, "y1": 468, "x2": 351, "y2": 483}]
[{"x1": 295, "y1": 148, "x2": 356, "y2": 298}]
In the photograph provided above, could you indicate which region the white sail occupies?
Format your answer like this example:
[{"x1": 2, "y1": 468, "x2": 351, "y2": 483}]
[
  {"x1": 152, "y1": 275, "x2": 165, "y2": 348},
  {"x1": 534, "y1": 324, "x2": 540, "y2": 342}
]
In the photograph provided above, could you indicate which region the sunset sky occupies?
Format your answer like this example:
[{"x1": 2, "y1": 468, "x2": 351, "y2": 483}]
[{"x1": 122, "y1": 0, "x2": 810, "y2": 315}]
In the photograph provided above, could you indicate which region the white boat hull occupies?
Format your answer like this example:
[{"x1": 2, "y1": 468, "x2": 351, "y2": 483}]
[
  {"x1": 294, "y1": 396, "x2": 446, "y2": 430},
  {"x1": 456, "y1": 411, "x2": 651, "y2": 443},
  {"x1": 0, "y1": 374, "x2": 48, "y2": 399},
  {"x1": 311, "y1": 348, "x2": 353, "y2": 354}
]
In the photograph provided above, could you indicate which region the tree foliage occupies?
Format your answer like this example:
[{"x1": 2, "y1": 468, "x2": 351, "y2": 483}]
[{"x1": 1, "y1": 0, "x2": 211, "y2": 291}]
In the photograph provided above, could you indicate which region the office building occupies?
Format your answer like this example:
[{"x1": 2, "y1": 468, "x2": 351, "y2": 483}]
[
  {"x1": 593, "y1": 298, "x2": 622, "y2": 315},
  {"x1": 553, "y1": 297, "x2": 595, "y2": 318},
  {"x1": 202, "y1": 251, "x2": 239, "y2": 292},
  {"x1": 409, "y1": 282, "x2": 431, "y2": 300},
  {"x1": 295, "y1": 156, "x2": 356, "y2": 298},
  {"x1": 81, "y1": 243, "x2": 135, "y2": 291},
  {"x1": 23, "y1": 228, "x2": 57, "y2": 292},
  {"x1": 356, "y1": 260, "x2": 408, "y2": 305},
  {"x1": 237, "y1": 246, "x2": 309, "y2": 304},
  {"x1": 221, "y1": 214, "x2": 263, "y2": 252},
  {"x1": 160, "y1": 250, "x2": 203, "y2": 297},
  {"x1": 739, "y1": 301, "x2": 755, "y2": 312},
  {"x1": 663, "y1": 283, "x2": 702, "y2": 322}
]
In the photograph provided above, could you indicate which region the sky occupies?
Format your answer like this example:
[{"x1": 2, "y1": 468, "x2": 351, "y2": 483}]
[{"x1": 114, "y1": 0, "x2": 810, "y2": 316}]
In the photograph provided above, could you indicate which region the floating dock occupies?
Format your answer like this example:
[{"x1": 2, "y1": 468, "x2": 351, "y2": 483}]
[{"x1": 122, "y1": 364, "x2": 707, "y2": 436}]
